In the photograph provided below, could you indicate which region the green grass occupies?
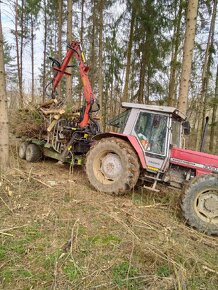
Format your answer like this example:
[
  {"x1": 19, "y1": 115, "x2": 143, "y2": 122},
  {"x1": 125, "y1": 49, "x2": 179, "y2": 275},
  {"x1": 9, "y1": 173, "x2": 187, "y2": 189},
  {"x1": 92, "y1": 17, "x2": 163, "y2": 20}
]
[
  {"x1": 156, "y1": 264, "x2": 171, "y2": 277},
  {"x1": 63, "y1": 260, "x2": 81, "y2": 281},
  {"x1": 43, "y1": 250, "x2": 62, "y2": 270},
  {"x1": 88, "y1": 234, "x2": 121, "y2": 246},
  {"x1": 0, "y1": 245, "x2": 6, "y2": 261},
  {"x1": 112, "y1": 262, "x2": 141, "y2": 289},
  {"x1": 1, "y1": 269, "x2": 13, "y2": 283},
  {"x1": 1, "y1": 267, "x2": 32, "y2": 284}
]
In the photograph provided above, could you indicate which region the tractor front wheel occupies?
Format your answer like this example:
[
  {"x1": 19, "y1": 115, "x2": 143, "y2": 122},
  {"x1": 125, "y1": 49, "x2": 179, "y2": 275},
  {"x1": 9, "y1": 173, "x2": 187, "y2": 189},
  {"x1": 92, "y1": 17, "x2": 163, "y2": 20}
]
[
  {"x1": 86, "y1": 137, "x2": 140, "y2": 195},
  {"x1": 181, "y1": 174, "x2": 218, "y2": 235}
]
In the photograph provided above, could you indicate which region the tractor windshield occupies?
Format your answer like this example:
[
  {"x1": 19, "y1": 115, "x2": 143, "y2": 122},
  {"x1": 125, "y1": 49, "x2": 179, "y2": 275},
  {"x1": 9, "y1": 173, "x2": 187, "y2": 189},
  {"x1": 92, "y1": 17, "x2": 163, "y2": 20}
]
[
  {"x1": 108, "y1": 109, "x2": 130, "y2": 133},
  {"x1": 134, "y1": 112, "x2": 168, "y2": 155}
]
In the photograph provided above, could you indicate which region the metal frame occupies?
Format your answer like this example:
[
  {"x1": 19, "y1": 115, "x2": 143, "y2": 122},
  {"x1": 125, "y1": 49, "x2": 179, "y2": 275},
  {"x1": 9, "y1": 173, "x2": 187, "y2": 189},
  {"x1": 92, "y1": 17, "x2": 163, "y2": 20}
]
[{"x1": 122, "y1": 102, "x2": 186, "y2": 121}]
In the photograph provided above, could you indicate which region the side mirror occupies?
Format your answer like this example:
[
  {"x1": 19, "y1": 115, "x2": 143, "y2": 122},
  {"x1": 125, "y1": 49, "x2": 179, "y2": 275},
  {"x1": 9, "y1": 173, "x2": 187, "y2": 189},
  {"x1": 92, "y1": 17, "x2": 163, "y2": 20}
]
[{"x1": 182, "y1": 120, "x2": 190, "y2": 135}]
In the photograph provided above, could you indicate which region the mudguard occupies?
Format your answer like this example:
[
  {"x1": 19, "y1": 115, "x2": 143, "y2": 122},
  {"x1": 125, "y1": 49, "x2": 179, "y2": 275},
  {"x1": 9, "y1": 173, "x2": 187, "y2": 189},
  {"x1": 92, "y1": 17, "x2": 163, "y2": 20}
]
[{"x1": 93, "y1": 132, "x2": 146, "y2": 168}]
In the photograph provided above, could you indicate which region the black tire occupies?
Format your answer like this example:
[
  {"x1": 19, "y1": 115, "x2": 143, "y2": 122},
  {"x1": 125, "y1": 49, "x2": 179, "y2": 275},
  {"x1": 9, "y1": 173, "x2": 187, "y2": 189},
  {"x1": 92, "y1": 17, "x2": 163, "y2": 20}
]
[
  {"x1": 85, "y1": 137, "x2": 140, "y2": 195},
  {"x1": 25, "y1": 144, "x2": 42, "y2": 162},
  {"x1": 181, "y1": 174, "x2": 218, "y2": 235},
  {"x1": 18, "y1": 142, "x2": 29, "y2": 159}
]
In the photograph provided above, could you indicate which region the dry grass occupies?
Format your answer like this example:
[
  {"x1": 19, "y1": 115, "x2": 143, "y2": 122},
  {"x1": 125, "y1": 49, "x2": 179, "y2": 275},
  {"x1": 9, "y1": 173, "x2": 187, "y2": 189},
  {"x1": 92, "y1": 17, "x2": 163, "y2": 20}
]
[{"x1": 0, "y1": 144, "x2": 217, "y2": 289}]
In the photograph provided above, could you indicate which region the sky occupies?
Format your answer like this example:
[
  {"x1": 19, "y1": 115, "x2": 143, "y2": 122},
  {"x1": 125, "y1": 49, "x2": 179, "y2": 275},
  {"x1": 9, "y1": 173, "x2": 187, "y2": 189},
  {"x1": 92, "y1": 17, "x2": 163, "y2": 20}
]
[
  {"x1": 1, "y1": 1, "x2": 44, "y2": 93},
  {"x1": 1, "y1": 0, "x2": 125, "y2": 94}
]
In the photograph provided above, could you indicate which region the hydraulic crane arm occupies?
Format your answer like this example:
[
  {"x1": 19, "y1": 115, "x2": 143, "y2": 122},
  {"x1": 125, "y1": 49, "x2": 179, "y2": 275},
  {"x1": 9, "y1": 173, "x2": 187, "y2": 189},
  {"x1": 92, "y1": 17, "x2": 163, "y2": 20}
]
[{"x1": 50, "y1": 41, "x2": 95, "y2": 128}]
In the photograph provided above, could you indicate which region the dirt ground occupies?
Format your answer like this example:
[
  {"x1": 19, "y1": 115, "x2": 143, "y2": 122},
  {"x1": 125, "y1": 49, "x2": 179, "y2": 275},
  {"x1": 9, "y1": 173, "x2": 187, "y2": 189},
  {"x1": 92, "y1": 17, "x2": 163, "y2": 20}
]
[{"x1": 0, "y1": 151, "x2": 218, "y2": 289}]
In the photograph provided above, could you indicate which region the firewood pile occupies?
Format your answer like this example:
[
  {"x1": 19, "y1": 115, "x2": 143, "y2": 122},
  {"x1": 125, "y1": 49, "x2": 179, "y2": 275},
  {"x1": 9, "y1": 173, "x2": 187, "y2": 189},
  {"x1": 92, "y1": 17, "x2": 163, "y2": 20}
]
[{"x1": 10, "y1": 99, "x2": 76, "y2": 139}]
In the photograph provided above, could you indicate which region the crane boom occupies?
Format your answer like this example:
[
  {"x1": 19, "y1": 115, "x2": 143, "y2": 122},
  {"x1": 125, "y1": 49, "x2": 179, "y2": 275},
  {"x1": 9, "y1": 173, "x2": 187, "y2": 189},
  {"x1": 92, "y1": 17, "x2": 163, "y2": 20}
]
[{"x1": 50, "y1": 41, "x2": 95, "y2": 128}]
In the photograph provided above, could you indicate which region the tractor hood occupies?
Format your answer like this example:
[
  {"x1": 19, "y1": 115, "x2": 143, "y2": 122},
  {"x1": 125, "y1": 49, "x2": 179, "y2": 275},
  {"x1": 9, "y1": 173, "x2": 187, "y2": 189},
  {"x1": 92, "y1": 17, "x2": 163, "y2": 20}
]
[{"x1": 170, "y1": 147, "x2": 218, "y2": 175}]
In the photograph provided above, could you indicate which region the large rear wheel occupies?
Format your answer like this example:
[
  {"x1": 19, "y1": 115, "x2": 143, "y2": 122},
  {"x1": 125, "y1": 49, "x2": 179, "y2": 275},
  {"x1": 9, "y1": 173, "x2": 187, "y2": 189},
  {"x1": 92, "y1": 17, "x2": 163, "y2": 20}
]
[
  {"x1": 181, "y1": 175, "x2": 218, "y2": 235},
  {"x1": 86, "y1": 137, "x2": 140, "y2": 195}
]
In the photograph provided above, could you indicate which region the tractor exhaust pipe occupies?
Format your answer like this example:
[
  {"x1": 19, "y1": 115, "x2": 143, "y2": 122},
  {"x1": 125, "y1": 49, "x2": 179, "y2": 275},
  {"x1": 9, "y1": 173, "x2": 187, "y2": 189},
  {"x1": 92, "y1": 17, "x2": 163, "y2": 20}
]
[{"x1": 200, "y1": 116, "x2": 209, "y2": 152}]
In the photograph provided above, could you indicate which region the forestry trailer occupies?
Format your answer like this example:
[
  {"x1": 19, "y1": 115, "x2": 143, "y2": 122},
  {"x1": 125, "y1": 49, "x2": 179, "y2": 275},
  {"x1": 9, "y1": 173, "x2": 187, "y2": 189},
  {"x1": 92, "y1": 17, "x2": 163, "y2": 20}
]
[{"x1": 18, "y1": 41, "x2": 218, "y2": 235}]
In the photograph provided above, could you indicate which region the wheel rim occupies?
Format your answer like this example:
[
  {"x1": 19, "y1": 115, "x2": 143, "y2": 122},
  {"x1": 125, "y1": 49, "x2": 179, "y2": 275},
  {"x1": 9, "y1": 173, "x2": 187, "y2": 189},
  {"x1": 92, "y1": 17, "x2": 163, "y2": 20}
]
[
  {"x1": 101, "y1": 153, "x2": 123, "y2": 179},
  {"x1": 93, "y1": 151, "x2": 123, "y2": 184},
  {"x1": 194, "y1": 188, "x2": 218, "y2": 225}
]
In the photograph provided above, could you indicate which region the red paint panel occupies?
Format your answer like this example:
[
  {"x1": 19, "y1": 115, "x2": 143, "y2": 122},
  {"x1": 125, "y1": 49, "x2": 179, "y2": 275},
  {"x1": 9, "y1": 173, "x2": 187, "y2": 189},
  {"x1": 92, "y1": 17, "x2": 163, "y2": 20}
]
[
  {"x1": 196, "y1": 169, "x2": 211, "y2": 176},
  {"x1": 126, "y1": 135, "x2": 146, "y2": 168},
  {"x1": 94, "y1": 132, "x2": 146, "y2": 168},
  {"x1": 171, "y1": 147, "x2": 218, "y2": 173}
]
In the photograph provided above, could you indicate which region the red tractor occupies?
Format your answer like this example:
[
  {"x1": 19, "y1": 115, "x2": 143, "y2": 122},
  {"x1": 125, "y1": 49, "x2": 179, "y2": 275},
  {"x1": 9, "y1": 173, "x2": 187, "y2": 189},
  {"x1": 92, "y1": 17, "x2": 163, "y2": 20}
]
[
  {"x1": 85, "y1": 103, "x2": 218, "y2": 235},
  {"x1": 18, "y1": 41, "x2": 218, "y2": 235}
]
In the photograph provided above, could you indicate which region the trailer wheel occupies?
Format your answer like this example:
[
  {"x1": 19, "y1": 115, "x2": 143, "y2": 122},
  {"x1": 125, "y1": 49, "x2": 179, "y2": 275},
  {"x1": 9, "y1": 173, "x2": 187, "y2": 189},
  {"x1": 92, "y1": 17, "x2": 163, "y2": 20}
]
[
  {"x1": 25, "y1": 144, "x2": 42, "y2": 162},
  {"x1": 18, "y1": 142, "x2": 29, "y2": 159},
  {"x1": 86, "y1": 137, "x2": 140, "y2": 195},
  {"x1": 181, "y1": 174, "x2": 218, "y2": 235}
]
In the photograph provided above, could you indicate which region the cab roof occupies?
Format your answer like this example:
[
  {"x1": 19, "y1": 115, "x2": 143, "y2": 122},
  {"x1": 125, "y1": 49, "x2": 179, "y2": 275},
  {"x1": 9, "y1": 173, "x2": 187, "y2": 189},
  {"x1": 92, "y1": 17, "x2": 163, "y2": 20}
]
[{"x1": 122, "y1": 102, "x2": 186, "y2": 121}]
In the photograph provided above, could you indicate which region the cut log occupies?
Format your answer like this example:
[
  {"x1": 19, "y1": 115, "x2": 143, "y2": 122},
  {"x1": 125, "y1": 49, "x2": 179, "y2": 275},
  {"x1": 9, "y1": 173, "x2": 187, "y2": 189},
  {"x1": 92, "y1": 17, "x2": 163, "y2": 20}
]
[
  {"x1": 40, "y1": 108, "x2": 65, "y2": 115},
  {"x1": 40, "y1": 99, "x2": 58, "y2": 108}
]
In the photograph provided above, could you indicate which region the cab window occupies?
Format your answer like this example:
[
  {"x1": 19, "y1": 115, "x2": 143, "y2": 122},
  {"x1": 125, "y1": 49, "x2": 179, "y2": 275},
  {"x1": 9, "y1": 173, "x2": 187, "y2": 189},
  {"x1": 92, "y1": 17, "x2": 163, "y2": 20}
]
[
  {"x1": 172, "y1": 120, "x2": 181, "y2": 147},
  {"x1": 108, "y1": 109, "x2": 130, "y2": 133},
  {"x1": 134, "y1": 112, "x2": 168, "y2": 155}
]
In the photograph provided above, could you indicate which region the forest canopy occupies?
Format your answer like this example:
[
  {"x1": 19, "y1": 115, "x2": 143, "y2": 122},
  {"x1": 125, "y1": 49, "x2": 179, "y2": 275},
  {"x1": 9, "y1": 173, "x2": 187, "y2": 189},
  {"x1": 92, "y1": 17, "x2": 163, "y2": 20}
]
[{"x1": 1, "y1": 0, "x2": 218, "y2": 153}]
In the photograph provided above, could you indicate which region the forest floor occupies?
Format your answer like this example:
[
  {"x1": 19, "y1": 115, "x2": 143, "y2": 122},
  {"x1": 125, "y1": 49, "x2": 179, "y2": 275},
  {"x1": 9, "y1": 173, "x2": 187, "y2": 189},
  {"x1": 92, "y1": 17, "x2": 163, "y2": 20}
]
[{"x1": 0, "y1": 145, "x2": 218, "y2": 290}]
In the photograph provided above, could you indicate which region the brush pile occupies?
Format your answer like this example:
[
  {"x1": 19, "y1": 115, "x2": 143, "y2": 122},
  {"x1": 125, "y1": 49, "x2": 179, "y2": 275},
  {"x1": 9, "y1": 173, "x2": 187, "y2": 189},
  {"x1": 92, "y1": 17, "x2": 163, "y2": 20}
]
[
  {"x1": 10, "y1": 99, "x2": 67, "y2": 139},
  {"x1": 10, "y1": 107, "x2": 46, "y2": 139}
]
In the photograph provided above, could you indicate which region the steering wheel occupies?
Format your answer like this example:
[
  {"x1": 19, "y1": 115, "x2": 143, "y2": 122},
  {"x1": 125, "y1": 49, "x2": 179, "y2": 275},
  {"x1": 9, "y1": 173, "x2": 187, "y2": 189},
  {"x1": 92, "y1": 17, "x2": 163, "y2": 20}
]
[{"x1": 49, "y1": 57, "x2": 61, "y2": 68}]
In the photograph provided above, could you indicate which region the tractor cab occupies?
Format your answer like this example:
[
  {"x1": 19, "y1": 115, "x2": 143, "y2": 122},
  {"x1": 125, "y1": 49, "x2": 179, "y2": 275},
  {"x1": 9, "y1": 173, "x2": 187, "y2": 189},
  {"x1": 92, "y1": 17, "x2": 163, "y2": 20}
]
[{"x1": 109, "y1": 102, "x2": 187, "y2": 174}]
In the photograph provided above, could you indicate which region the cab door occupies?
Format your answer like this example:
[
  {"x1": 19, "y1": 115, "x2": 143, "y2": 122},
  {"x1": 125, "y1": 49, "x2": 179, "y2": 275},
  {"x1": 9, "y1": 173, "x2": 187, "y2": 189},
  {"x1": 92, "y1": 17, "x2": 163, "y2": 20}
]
[{"x1": 133, "y1": 111, "x2": 170, "y2": 172}]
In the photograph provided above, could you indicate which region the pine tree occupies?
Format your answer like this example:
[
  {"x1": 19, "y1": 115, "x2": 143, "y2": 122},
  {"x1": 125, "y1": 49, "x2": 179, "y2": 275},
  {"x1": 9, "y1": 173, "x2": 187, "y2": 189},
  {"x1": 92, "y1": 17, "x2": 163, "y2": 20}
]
[
  {"x1": 178, "y1": 0, "x2": 199, "y2": 114},
  {"x1": 196, "y1": 0, "x2": 217, "y2": 150},
  {"x1": 122, "y1": 1, "x2": 136, "y2": 102},
  {"x1": 26, "y1": 0, "x2": 41, "y2": 103},
  {"x1": 209, "y1": 64, "x2": 218, "y2": 153},
  {"x1": 66, "y1": 0, "x2": 73, "y2": 104},
  {"x1": 0, "y1": 7, "x2": 9, "y2": 170},
  {"x1": 168, "y1": 0, "x2": 184, "y2": 106}
]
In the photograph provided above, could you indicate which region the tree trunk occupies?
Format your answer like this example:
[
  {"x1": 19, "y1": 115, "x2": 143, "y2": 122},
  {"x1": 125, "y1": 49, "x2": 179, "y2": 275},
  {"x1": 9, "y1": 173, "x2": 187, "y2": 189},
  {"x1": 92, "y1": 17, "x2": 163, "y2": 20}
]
[
  {"x1": 178, "y1": 0, "x2": 198, "y2": 115},
  {"x1": 90, "y1": 0, "x2": 96, "y2": 88},
  {"x1": 20, "y1": 0, "x2": 25, "y2": 103},
  {"x1": 42, "y1": 0, "x2": 47, "y2": 102},
  {"x1": 57, "y1": 0, "x2": 63, "y2": 98},
  {"x1": 138, "y1": 60, "x2": 146, "y2": 103},
  {"x1": 80, "y1": 0, "x2": 84, "y2": 47},
  {"x1": 0, "y1": 9, "x2": 9, "y2": 170},
  {"x1": 66, "y1": 0, "x2": 73, "y2": 104},
  {"x1": 168, "y1": 0, "x2": 183, "y2": 106},
  {"x1": 31, "y1": 13, "x2": 35, "y2": 103},
  {"x1": 15, "y1": 0, "x2": 23, "y2": 108},
  {"x1": 98, "y1": 0, "x2": 104, "y2": 128},
  {"x1": 130, "y1": 42, "x2": 137, "y2": 101},
  {"x1": 209, "y1": 64, "x2": 218, "y2": 153},
  {"x1": 78, "y1": 0, "x2": 84, "y2": 101},
  {"x1": 196, "y1": 0, "x2": 217, "y2": 150},
  {"x1": 122, "y1": 5, "x2": 135, "y2": 102}
]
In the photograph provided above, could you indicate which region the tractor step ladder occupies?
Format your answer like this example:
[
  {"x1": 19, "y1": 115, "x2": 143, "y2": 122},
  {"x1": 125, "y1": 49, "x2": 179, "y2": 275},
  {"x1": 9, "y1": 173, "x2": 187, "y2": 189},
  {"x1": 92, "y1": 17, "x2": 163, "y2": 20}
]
[{"x1": 143, "y1": 172, "x2": 160, "y2": 192}]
